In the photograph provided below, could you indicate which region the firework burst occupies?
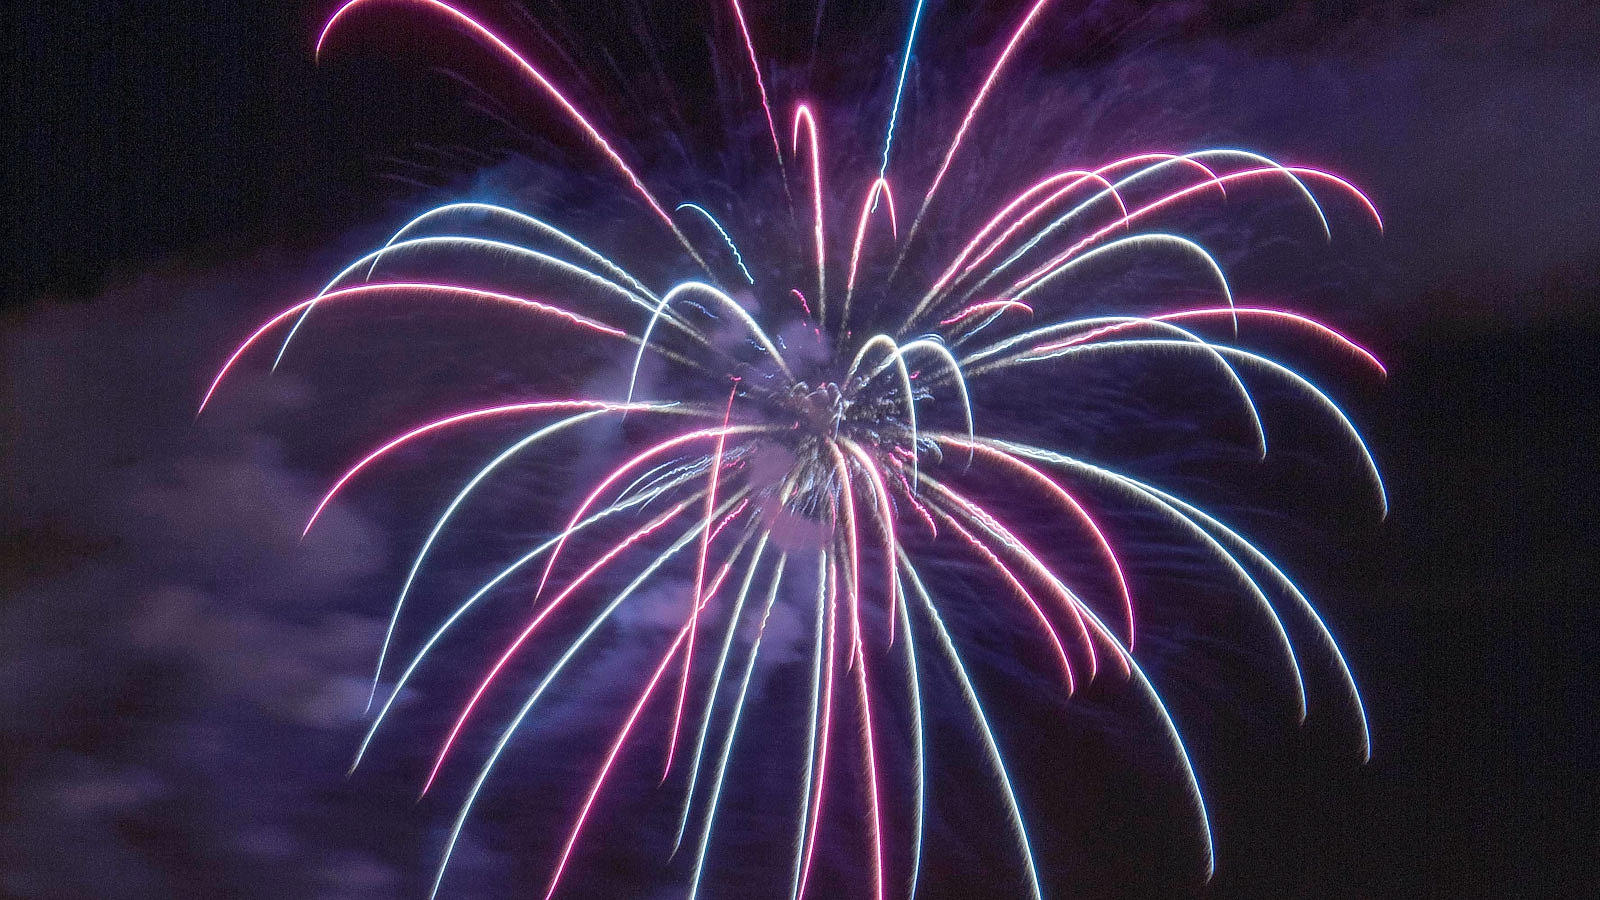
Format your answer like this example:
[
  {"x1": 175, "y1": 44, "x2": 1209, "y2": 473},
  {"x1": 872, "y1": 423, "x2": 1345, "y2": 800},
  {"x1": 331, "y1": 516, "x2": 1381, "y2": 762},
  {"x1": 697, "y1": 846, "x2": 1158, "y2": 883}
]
[{"x1": 202, "y1": 0, "x2": 1385, "y2": 896}]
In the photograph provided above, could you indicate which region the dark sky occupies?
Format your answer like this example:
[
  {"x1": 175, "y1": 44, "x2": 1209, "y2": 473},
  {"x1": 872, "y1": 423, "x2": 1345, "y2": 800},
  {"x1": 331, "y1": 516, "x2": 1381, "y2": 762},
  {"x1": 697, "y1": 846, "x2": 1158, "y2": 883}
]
[{"x1": 4, "y1": 1, "x2": 1596, "y2": 897}]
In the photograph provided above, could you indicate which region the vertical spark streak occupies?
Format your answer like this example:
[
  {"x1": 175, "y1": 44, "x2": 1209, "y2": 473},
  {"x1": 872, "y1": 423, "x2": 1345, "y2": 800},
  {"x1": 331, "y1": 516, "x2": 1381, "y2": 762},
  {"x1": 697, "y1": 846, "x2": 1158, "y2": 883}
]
[
  {"x1": 896, "y1": 566, "x2": 934, "y2": 896},
  {"x1": 879, "y1": 0, "x2": 926, "y2": 179},
  {"x1": 898, "y1": 553, "x2": 1043, "y2": 900},
  {"x1": 673, "y1": 532, "x2": 772, "y2": 851},
  {"x1": 790, "y1": 552, "x2": 829, "y2": 899},
  {"x1": 840, "y1": 439, "x2": 900, "y2": 643},
  {"x1": 316, "y1": 0, "x2": 710, "y2": 270},
  {"x1": 792, "y1": 105, "x2": 828, "y2": 328},
  {"x1": 687, "y1": 554, "x2": 788, "y2": 898},
  {"x1": 852, "y1": 624, "x2": 888, "y2": 900},
  {"x1": 895, "y1": 573, "x2": 927, "y2": 900},
  {"x1": 826, "y1": 445, "x2": 864, "y2": 658},
  {"x1": 667, "y1": 385, "x2": 739, "y2": 778},
  {"x1": 797, "y1": 558, "x2": 840, "y2": 900},
  {"x1": 726, "y1": 0, "x2": 788, "y2": 188}
]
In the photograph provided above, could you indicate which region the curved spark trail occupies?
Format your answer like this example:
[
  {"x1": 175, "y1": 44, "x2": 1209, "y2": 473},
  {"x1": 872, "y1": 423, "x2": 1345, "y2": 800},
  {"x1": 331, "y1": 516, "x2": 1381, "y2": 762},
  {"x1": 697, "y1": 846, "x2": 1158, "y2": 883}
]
[{"x1": 203, "y1": 2, "x2": 1388, "y2": 897}]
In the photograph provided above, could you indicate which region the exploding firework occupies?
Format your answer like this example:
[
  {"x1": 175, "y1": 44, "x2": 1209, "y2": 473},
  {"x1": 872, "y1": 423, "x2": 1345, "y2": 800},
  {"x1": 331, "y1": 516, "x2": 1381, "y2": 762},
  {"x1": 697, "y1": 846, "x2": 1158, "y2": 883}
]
[{"x1": 201, "y1": 0, "x2": 1385, "y2": 896}]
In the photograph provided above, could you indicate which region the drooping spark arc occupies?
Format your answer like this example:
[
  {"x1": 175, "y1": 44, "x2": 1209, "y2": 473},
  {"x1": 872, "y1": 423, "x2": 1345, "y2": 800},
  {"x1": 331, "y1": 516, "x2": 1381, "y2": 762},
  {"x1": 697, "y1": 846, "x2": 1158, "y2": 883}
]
[
  {"x1": 686, "y1": 553, "x2": 789, "y2": 899},
  {"x1": 845, "y1": 177, "x2": 898, "y2": 327},
  {"x1": 792, "y1": 105, "x2": 829, "y2": 328},
  {"x1": 423, "y1": 496, "x2": 702, "y2": 794},
  {"x1": 302, "y1": 400, "x2": 681, "y2": 536},
  {"x1": 899, "y1": 553, "x2": 1044, "y2": 900},
  {"x1": 426, "y1": 496, "x2": 742, "y2": 899},
  {"x1": 677, "y1": 202, "x2": 757, "y2": 284},
  {"x1": 199, "y1": 282, "x2": 626, "y2": 416},
  {"x1": 316, "y1": 0, "x2": 711, "y2": 270}
]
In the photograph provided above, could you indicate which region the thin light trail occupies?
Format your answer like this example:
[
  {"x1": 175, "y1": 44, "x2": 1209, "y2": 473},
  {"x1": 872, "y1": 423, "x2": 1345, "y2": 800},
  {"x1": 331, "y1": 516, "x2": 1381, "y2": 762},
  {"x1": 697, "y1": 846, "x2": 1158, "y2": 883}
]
[
  {"x1": 427, "y1": 492, "x2": 750, "y2": 899},
  {"x1": 793, "y1": 105, "x2": 829, "y2": 329},
  {"x1": 845, "y1": 178, "x2": 898, "y2": 329},
  {"x1": 677, "y1": 203, "x2": 757, "y2": 284},
  {"x1": 302, "y1": 400, "x2": 688, "y2": 536},
  {"x1": 317, "y1": 0, "x2": 712, "y2": 271},
  {"x1": 896, "y1": 0, "x2": 1058, "y2": 261},
  {"x1": 879, "y1": 0, "x2": 926, "y2": 179},
  {"x1": 686, "y1": 553, "x2": 789, "y2": 899},
  {"x1": 672, "y1": 531, "x2": 774, "y2": 851},
  {"x1": 199, "y1": 283, "x2": 625, "y2": 416},
  {"x1": 898, "y1": 552, "x2": 1043, "y2": 900},
  {"x1": 535, "y1": 516, "x2": 765, "y2": 900},
  {"x1": 350, "y1": 475, "x2": 710, "y2": 773},
  {"x1": 667, "y1": 385, "x2": 740, "y2": 780},
  {"x1": 980, "y1": 434, "x2": 1370, "y2": 755},
  {"x1": 726, "y1": 0, "x2": 788, "y2": 193},
  {"x1": 796, "y1": 557, "x2": 840, "y2": 900},
  {"x1": 368, "y1": 408, "x2": 611, "y2": 711},
  {"x1": 895, "y1": 571, "x2": 926, "y2": 900},
  {"x1": 423, "y1": 496, "x2": 706, "y2": 794},
  {"x1": 789, "y1": 552, "x2": 829, "y2": 900}
]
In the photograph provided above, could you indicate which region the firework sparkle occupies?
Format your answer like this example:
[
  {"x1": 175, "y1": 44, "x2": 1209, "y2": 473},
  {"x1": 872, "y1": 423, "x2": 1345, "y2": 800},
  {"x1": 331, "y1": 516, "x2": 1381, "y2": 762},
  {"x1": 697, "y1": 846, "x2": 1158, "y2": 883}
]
[{"x1": 201, "y1": 0, "x2": 1387, "y2": 896}]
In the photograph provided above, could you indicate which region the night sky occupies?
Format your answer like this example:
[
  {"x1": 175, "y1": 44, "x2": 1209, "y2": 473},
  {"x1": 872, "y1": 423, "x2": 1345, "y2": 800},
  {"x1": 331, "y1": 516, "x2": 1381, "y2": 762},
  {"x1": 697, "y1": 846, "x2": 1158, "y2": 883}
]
[{"x1": 5, "y1": 1, "x2": 1596, "y2": 897}]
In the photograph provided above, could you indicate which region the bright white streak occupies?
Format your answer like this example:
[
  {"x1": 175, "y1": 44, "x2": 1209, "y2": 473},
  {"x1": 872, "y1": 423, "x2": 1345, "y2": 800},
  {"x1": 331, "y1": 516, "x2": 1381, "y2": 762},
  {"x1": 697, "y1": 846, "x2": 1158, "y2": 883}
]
[
  {"x1": 687, "y1": 554, "x2": 788, "y2": 899},
  {"x1": 898, "y1": 552, "x2": 1044, "y2": 900}
]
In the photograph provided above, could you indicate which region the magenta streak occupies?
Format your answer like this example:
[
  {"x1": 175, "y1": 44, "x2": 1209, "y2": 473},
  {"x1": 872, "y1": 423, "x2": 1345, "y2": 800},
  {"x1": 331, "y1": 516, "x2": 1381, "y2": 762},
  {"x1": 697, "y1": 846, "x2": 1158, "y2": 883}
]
[
  {"x1": 932, "y1": 152, "x2": 1225, "y2": 298},
  {"x1": 199, "y1": 282, "x2": 623, "y2": 416},
  {"x1": 933, "y1": 484, "x2": 1101, "y2": 678},
  {"x1": 841, "y1": 443, "x2": 899, "y2": 647},
  {"x1": 665, "y1": 387, "x2": 737, "y2": 779},
  {"x1": 846, "y1": 178, "x2": 898, "y2": 295},
  {"x1": 726, "y1": 0, "x2": 785, "y2": 177},
  {"x1": 944, "y1": 437, "x2": 1136, "y2": 658},
  {"x1": 792, "y1": 106, "x2": 827, "y2": 318},
  {"x1": 853, "y1": 639, "x2": 887, "y2": 900},
  {"x1": 533, "y1": 427, "x2": 746, "y2": 608},
  {"x1": 930, "y1": 505, "x2": 1076, "y2": 694},
  {"x1": 1027, "y1": 306, "x2": 1386, "y2": 377},
  {"x1": 304, "y1": 399, "x2": 638, "y2": 536},
  {"x1": 917, "y1": 0, "x2": 1058, "y2": 222},
  {"x1": 318, "y1": 1, "x2": 686, "y2": 241},
  {"x1": 939, "y1": 299, "x2": 1034, "y2": 326},
  {"x1": 542, "y1": 608, "x2": 700, "y2": 900}
]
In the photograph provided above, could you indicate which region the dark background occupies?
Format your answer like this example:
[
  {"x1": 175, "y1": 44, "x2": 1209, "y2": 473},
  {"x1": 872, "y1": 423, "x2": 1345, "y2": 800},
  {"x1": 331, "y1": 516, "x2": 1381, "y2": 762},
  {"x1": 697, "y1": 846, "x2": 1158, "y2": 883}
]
[{"x1": 4, "y1": 1, "x2": 1596, "y2": 897}]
